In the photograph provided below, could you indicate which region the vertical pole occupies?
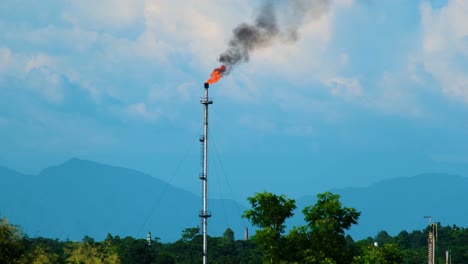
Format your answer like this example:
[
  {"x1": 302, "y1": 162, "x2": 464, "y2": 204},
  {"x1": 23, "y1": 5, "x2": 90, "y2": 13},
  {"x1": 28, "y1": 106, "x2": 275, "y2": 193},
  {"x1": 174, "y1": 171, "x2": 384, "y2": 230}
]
[
  {"x1": 203, "y1": 84, "x2": 208, "y2": 264},
  {"x1": 200, "y1": 82, "x2": 212, "y2": 264},
  {"x1": 425, "y1": 216, "x2": 433, "y2": 264},
  {"x1": 433, "y1": 223, "x2": 436, "y2": 264}
]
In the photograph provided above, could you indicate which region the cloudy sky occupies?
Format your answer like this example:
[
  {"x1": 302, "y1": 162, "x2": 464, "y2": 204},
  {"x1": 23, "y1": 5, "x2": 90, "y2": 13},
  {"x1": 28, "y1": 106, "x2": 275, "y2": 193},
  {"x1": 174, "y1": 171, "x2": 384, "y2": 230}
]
[{"x1": 0, "y1": 0, "x2": 467, "y2": 201}]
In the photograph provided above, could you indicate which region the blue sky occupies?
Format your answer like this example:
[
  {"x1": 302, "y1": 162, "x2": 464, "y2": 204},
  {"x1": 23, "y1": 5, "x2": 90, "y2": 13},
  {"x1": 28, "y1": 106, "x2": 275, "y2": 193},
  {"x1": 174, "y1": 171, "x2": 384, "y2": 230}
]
[{"x1": 1, "y1": 0, "x2": 467, "y2": 201}]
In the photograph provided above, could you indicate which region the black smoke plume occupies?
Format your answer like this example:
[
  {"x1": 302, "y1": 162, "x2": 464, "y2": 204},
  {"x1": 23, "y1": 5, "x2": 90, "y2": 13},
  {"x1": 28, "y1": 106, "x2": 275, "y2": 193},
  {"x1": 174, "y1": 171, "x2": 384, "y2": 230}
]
[{"x1": 218, "y1": 0, "x2": 330, "y2": 74}]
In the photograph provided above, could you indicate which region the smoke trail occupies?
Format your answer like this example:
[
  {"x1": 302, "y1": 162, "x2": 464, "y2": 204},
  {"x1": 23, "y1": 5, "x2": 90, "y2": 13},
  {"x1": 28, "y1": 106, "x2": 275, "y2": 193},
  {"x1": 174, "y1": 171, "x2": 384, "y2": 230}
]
[{"x1": 218, "y1": 0, "x2": 330, "y2": 74}]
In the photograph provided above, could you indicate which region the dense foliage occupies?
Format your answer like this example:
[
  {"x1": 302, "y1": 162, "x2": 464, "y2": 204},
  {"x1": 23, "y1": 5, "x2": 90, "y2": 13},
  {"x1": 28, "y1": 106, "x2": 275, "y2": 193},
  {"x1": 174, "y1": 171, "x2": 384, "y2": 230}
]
[
  {"x1": 243, "y1": 192, "x2": 296, "y2": 263},
  {"x1": 2, "y1": 191, "x2": 468, "y2": 263}
]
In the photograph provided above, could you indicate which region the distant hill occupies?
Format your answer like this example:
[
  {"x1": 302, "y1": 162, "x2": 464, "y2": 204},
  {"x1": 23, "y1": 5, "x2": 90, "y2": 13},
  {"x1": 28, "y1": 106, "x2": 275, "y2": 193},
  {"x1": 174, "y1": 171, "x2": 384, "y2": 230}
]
[
  {"x1": 294, "y1": 173, "x2": 468, "y2": 240},
  {"x1": 0, "y1": 159, "x2": 248, "y2": 242},
  {"x1": 2, "y1": 160, "x2": 467, "y2": 242}
]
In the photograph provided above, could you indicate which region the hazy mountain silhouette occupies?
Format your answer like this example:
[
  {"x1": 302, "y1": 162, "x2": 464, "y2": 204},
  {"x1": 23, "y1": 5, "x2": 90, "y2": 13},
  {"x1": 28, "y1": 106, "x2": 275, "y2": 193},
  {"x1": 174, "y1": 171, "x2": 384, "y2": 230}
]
[
  {"x1": 0, "y1": 159, "x2": 248, "y2": 242},
  {"x1": 294, "y1": 173, "x2": 468, "y2": 240},
  {"x1": 2, "y1": 160, "x2": 467, "y2": 242}
]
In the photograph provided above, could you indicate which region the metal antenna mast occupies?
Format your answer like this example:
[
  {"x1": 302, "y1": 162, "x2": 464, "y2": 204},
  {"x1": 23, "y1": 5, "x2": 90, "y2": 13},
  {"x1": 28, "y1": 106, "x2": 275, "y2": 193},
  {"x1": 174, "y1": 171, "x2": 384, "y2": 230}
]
[
  {"x1": 425, "y1": 216, "x2": 436, "y2": 264},
  {"x1": 199, "y1": 82, "x2": 212, "y2": 264}
]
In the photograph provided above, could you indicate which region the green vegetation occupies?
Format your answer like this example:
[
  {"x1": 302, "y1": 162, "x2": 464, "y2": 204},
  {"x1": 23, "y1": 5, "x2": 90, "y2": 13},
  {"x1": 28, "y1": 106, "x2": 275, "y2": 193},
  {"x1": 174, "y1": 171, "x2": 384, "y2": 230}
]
[
  {"x1": 2, "y1": 191, "x2": 468, "y2": 263},
  {"x1": 243, "y1": 192, "x2": 296, "y2": 263}
]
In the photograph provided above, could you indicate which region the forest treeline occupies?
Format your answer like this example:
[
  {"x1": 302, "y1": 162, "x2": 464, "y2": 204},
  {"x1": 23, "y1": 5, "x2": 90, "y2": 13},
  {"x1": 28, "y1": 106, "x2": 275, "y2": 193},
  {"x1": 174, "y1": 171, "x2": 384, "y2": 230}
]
[{"x1": 2, "y1": 191, "x2": 467, "y2": 263}]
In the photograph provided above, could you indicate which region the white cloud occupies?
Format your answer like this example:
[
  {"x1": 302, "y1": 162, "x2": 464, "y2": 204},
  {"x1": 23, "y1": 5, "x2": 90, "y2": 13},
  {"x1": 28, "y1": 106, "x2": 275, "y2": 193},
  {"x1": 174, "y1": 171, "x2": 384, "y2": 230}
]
[
  {"x1": 148, "y1": 81, "x2": 196, "y2": 104},
  {"x1": 334, "y1": 0, "x2": 354, "y2": 7},
  {"x1": 238, "y1": 115, "x2": 276, "y2": 132},
  {"x1": 0, "y1": 45, "x2": 105, "y2": 105},
  {"x1": 20, "y1": 25, "x2": 99, "y2": 53},
  {"x1": 148, "y1": 85, "x2": 173, "y2": 103},
  {"x1": 2, "y1": 1, "x2": 355, "y2": 106},
  {"x1": 98, "y1": 30, "x2": 169, "y2": 64},
  {"x1": 26, "y1": 54, "x2": 54, "y2": 73},
  {"x1": 271, "y1": 87, "x2": 343, "y2": 121},
  {"x1": 284, "y1": 124, "x2": 315, "y2": 137},
  {"x1": 419, "y1": 0, "x2": 468, "y2": 102},
  {"x1": 324, "y1": 77, "x2": 362, "y2": 98},
  {"x1": 367, "y1": 72, "x2": 423, "y2": 118},
  {"x1": 210, "y1": 0, "x2": 355, "y2": 108},
  {"x1": 33, "y1": 1, "x2": 253, "y2": 104},
  {"x1": 26, "y1": 67, "x2": 65, "y2": 104},
  {"x1": 0, "y1": 50, "x2": 69, "y2": 104},
  {"x1": 250, "y1": 8, "x2": 333, "y2": 82},
  {"x1": 63, "y1": 0, "x2": 144, "y2": 29},
  {"x1": 0, "y1": 47, "x2": 11, "y2": 74},
  {"x1": 0, "y1": 47, "x2": 27, "y2": 78},
  {"x1": 0, "y1": 0, "x2": 359, "y2": 123},
  {"x1": 142, "y1": 0, "x2": 251, "y2": 71},
  {"x1": 126, "y1": 102, "x2": 161, "y2": 121}
]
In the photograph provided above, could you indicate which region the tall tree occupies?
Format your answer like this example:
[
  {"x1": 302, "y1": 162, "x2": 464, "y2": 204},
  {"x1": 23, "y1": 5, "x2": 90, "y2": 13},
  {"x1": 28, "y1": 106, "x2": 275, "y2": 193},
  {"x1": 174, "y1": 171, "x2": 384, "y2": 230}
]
[
  {"x1": 299, "y1": 192, "x2": 361, "y2": 263},
  {"x1": 243, "y1": 191, "x2": 296, "y2": 264}
]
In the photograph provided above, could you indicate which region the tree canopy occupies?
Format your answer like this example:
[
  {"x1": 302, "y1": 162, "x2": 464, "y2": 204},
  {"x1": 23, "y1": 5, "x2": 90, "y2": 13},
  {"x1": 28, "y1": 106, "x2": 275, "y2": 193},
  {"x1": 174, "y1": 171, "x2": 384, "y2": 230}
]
[
  {"x1": 242, "y1": 191, "x2": 296, "y2": 263},
  {"x1": 2, "y1": 191, "x2": 468, "y2": 263}
]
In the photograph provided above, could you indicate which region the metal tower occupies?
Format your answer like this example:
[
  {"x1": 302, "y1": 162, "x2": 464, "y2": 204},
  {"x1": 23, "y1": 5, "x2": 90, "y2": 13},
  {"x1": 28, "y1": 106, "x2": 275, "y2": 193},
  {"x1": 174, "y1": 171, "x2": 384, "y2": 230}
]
[
  {"x1": 425, "y1": 216, "x2": 436, "y2": 264},
  {"x1": 199, "y1": 82, "x2": 212, "y2": 264}
]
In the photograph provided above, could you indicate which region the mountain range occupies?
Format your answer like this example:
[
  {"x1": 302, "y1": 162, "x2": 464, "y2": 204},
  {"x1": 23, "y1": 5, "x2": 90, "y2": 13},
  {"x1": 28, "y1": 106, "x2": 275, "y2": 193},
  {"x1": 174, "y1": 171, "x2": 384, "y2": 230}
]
[
  {"x1": 0, "y1": 158, "x2": 248, "y2": 242},
  {"x1": 294, "y1": 173, "x2": 468, "y2": 239},
  {"x1": 1, "y1": 158, "x2": 467, "y2": 242}
]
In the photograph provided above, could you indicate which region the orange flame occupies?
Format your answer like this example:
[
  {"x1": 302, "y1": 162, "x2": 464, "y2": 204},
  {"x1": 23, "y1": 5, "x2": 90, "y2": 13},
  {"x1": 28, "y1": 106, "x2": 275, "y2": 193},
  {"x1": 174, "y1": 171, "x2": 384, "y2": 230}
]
[{"x1": 206, "y1": 65, "x2": 226, "y2": 84}]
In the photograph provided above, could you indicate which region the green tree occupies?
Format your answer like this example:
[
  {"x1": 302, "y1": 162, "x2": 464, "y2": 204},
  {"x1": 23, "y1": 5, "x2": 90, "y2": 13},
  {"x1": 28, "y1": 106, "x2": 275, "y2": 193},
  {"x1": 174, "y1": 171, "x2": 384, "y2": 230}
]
[
  {"x1": 210, "y1": 228, "x2": 238, "y2": 263},
  {"x1": 154, "y1": 252, "x2": 176, "y2": 264},
  {"x1": 19, "y1": 245, "x2": 59, "y2": 264},
  {"x1": 375, "y1": 231, "x2": 393, "y2": 245},
  {"x1": 395, "y1": 230, "x2": 411, "y2": 249},
  {"x1": 65, "y1": 236, "x2": 120, "y2": 264},
  {"x1": 65, "y1": 241, "x2": 101, "y2": 264},
  {"x1": 242, "y1": 191, "x2": 296, "y2": 264},
  {"x1": 284, "y1": 226, "x2": 310, "y2": 263},
  {"x1": 235, "y1": 239, "x2": 263, "y2": 264},
  {"x1": 181, "y1": 227, "x2": 200, "y2": 242},
  {"x1": 0, "y1": 217, "x2": 25, "y2": 263},
  {"x1": 113, "y1": 236, "x2": 157, "y2": 264},
  {"x1": 297, "y1": 192, "x2": 361, "y2": 263},
  {"x1": 353, "y1": 243, "x2": 403, "y2": 264},
  {"x1": 100, "y1": 234, "x2": 121, "y2": 264},
  {"x1": 162, "y1": 227, "x2": 203, "y2": 263}
]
